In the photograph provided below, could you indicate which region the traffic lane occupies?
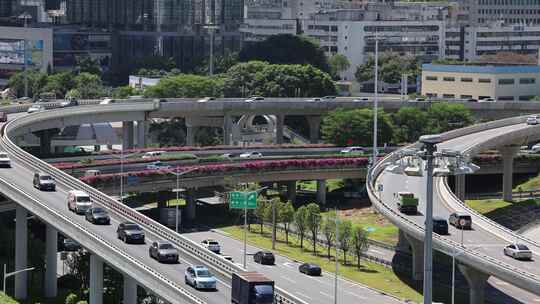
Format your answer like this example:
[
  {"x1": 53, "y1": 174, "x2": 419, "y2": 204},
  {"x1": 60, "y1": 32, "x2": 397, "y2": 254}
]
[
  {"x1": 379, "y1": 172, "x2": 540, "y2": 275},
  {"x1": 1, "y1": 160, "x2": 230, "y2": 304},
  {"x1": 184, "y1": 231, "x2": 402, "y2": 304}
]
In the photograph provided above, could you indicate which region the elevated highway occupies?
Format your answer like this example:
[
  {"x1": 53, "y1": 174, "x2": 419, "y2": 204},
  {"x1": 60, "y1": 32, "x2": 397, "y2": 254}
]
[{"x1": 369, "y1": 116, "x2": 540, "y2": 303}]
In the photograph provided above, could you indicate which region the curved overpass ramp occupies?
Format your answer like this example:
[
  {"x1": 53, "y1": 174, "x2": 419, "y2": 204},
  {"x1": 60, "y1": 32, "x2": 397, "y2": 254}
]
[
  {"x1": 369, "y1": 116, "x2": 540, "y2": 303},
  {"x1": 0, "y1": 105, "x2": 303, "y2": 304}
]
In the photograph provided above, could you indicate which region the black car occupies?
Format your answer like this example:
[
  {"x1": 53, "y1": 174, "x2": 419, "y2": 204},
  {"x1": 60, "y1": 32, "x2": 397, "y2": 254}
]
[
  {"x1": 62, "y1": 238, "x2": 81, "y2": 252},
  {"x1": 85, "y1": 207, "x2": 111, "y2": 225},
  {"x1": 433, "y1": 217, "x2": 449, "y2": 235},
  {"x1": 117, "y1": 222, "x2": 145, "y2": 244},
  {"x1": 449, "y1": 212, "x2": 472, "y2": 230},
  {"x1": 253, "y1": 251, "x2": 275, "y2": 265},
  {"x1": 149, "y1": 240, "x2": 179, "y2": 263},
  {"x1": 33, "y1": 172, "x2": 56, "y2": 191},
  {"x1": 299, "y1": 263, "x2": 322, "y2": 276}
]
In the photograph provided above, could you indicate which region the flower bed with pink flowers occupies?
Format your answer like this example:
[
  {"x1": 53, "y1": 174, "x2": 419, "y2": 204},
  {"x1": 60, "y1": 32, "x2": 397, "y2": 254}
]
[{"x1": 80, "y1": 157, "x2": 368, "y2": 186}]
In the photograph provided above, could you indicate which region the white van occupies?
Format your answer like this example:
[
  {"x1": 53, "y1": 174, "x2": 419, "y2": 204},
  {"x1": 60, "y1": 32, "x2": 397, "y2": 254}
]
[
  {"x1": 84, "y1": 169, "x2": 101, "y2": 177},
  {"x1": 142, "y1": 151, "x2": 165, "y2": 159},
  {"x1": 67, "y1": 190, "x2": 92, "y2": 214}
]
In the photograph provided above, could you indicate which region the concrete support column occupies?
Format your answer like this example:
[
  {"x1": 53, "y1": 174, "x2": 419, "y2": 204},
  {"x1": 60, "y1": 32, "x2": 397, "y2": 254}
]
[
  {"x1": 136, "y1": 121, "x2": 147, "y2": 148},
  {"x1": 122, "y1": 121, "x2": 134, "y2": 150},
  {"x1": 458, "y1": 264, "x2": 489, "y2": 304},
  {"x1": 316, "y1": 180, "x2": 326, "y2": 206},
  {"x1": 14, "y1": 205, "x2": 28, "y2": 300},
  {"x1": 186, "y1": 125, "x2": 197, "y2": 146},
  {"x1": 223, "y1": 114, "x2": 232, "y2": 145},
  {"x1": 306, "y1": 116, "x2": 321, "y2": 144},
  {"x1": 123, "y1": 274, "x2": 138, "y2": 304},
  {"x1": 39, "y1": 131, "x2": 53, "y2": 156},
  {"x1": 404, "y1": 233, "x2": 423, "y2": 281},
  {"x1": 89, "y1": 254, "x2": 104, "y2": 304},
  {"x1": 455, "y1": 174, "x2": 466, "y2": 201},
  {"x1": 499, "y1": 145, "x2": 520, "y2": 202},
  {"x1": 186, "y1": 191, "x2": 196, "y2": 220},
  {"x1": 396, "y1": 229, "x2": 410, "y2": 254},
  {"x1": 44, "y1": 224, "x2": 58, "y2": 298},
  {"x1": 287, "y1": 181, "x2": 296, "y2": 204},
  {"x1": 275, "y1": 114, "x2": 284, "y2": 145}
]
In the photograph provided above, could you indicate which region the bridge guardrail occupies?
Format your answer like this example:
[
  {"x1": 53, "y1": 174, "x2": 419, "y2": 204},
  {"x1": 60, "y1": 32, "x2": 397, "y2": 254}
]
[
  {"x1": 365, "y1": 116, "x2": 540, "y2": 295},
  {"x1": 2, "y1": 104, "x2": 307, "y2": 304}
]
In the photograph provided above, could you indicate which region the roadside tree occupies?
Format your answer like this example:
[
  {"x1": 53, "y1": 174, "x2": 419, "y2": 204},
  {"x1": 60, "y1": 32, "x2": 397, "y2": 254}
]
[
  {"x1": 338, "y1": 220, "x2": 353, "y2": 264},
  {"x1": 304, "y1": 203, "x2": 321, "y2": 254},
  {"x1": 351, "y1": 226, "x2": 370, "y2": 268},
  {"x1": 294, "y1": 205, "x2": 309, "y2": 249}
]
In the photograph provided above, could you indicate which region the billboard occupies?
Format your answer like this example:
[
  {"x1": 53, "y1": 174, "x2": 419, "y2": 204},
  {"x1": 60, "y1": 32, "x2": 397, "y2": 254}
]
[{"x1": 0, "y1": 38, "x2": 44, "y2": 67}]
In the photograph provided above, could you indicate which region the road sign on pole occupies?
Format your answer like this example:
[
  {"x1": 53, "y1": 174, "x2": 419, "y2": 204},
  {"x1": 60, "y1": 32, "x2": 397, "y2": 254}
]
[{"x1": 229, "y1": 191, "x2": 257, "y2": 209}]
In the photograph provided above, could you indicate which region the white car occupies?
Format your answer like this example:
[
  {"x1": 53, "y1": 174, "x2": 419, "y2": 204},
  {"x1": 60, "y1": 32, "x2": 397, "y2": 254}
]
[
  {"x1": 244, "y1": 96, "x2": 264, "y2": 103},
  {"x1": 99, "y1": 98, "x2": 116, "y2": 105},
  {"x1": 306, "y1": 98, "x2": 322, "y2": 102},
  {"x1": 531, "y1": 144, "x2": 540, "y2": 153},
  {"x1": 201, "y1": 239, "x2": 221, "y2": 254},
  {"x1": 27, "y1": 104, "x2": 45, "y2": 114},
  {"x1": 184, "y1": 265, "x2": 217, "y2": 290},
  {"x1": 504, "y1": 243, "x2": 533, "y2": 260},
  {"x1": 197, "y1": 97, "x2": 215, "y2": 103},
  {"x1": 142, "y1": 151, "x2": 165, "y2": 159},
  {"x1": 340, "y1": 146, "x2": 364, "y2": 154},
  {"x1": 239, "y1": 151, "x2": 263, "y2": 158},
  {"x1": 146, "y1": 161, "x2": 171, "y2": 170},
  {"x1": 526, "y1": 115, "x2": 540, "y2": 125},
  {"x1": 0, "y1": 152, "x2": 10, "y2": 167},
  {"x1": 479, "y1": 97, "x2": 496, "y2": 103},
  {"x1": 353, "y1": 97, "x2": 370, "y2": 102}
]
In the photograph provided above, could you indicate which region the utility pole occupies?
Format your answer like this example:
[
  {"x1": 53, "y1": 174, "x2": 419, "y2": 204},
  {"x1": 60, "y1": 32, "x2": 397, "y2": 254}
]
[
  {"x1": 272, "y1": 199, "x2": 276, "y2": 250},
  {"x1": 372, "y1": 33, "x2": 379, "y2": 166}
]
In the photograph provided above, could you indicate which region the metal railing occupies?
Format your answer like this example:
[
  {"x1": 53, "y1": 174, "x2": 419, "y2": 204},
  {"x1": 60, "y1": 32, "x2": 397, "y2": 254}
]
[{"x1": 1, "y1": 103, "x2": 307, "y2": 304}]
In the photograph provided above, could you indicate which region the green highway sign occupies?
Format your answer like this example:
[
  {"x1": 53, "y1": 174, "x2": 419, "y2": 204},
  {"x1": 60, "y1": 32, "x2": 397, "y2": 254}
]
[{"x1": 229, "y1": 191, "x2": 257, "y2": 209}]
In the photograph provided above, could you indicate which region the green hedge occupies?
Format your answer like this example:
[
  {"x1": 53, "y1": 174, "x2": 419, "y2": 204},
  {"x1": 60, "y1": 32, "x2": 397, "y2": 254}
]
[{"x1": 0, "y1": 292, "x2": 19, "y2": 304}]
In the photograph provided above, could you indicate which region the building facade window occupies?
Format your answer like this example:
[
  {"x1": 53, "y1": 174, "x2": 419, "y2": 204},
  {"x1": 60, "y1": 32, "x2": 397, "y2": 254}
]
[
  {"x1": 461, "y1": 77, "x2": 473, "y2": 82},
  {"x1": 426, "y1": 93, "x2": 437, "y2": 97},
  {"x1": 442, "y1": 94, "x2": 455, "y2": 98},
  {"x1": 519, "y1": 78, "x2": 536, "y2": 84},
  {"x1": 520, "y1": 95, "x2": 535, "y2": 101},
  {"x1": 443, "y1": 77, "x2": 455, "y2": 81},
  {"x1": 498, "y1": 96, "x2": 514, "y2": 101},
  {"x1": 478, "y1": 78, "x2": 491, "y2": 83},
  {"x1": 426, "y1": 76, "x2": 438, "y2": 81},
  {"x1": 460, "y1": 95, "x2": 473, "y2": 99},
  {"x1": 498, "y1": 79, "x2": 515, "y2": 85}
]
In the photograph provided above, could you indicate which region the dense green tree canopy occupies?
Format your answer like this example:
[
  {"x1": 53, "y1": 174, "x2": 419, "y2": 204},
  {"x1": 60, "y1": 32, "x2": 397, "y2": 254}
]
[
  {"x1": 427, "y1": 103, "x2": 473, "y2": 133},
  {"x1": 144, "y1": 74, "x2": 225, "y2": 98},
  {"x1": 392, "y1": 107, "x2": 429, "y2": 143},
  {"x1": 223, "y1": 61, "x2": 335, "y2": 97},
  {"x1": 239, "y1": 34, "x2": 330, "y2": 73},
  {"x1": 321, "y1": 108, "x2": 394, "y2": 146},
  {"x1": 74, "y1": 72, "x2": 105, "y2": 99},
  {"x1": 329, "y1": 54, "x2": 350, "y2": 79},
  {"x1": 355, "y1": 52, "x2": 419, "y2": 84}
]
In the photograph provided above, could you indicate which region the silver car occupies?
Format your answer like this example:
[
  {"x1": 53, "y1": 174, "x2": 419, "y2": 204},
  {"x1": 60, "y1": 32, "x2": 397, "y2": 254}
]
[
  {"x1": 149, "y1": 240, "x2": 179, "y2": 263},
  {"x1": 504, "y1": 243, "x2": 533, "y2": 260}
]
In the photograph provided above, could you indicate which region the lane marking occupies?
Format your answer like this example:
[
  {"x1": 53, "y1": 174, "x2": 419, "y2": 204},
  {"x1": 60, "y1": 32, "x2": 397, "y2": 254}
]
[
  {"x1": 295, "y1": 292, "x2": 312, "y2": 300},
  {"x1": 320, "y1": 291, "x2": 332, "y2": 298},
  {"x1": 280, "y1": 276, "x2": 296, "y2": 284},
  {"x1": 346, "y1": 291, "x2": 367, "y2": 299}
]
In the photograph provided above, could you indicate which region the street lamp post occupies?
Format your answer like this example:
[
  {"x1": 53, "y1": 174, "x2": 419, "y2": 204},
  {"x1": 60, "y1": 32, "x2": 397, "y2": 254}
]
[
  {"x1": 170, "y1": 167, "x2": 197, "y2": 233},
  {"x1": 203, "y1": 24, "x2": 219, "y2": 76},
  {"x1": 3, "y1": 264, "x2": 35, "y2": 294},
  {"x1": 334, "y1": 208, "x2": 339, "y2": 304},
  {"x1": 18, "y1": 12, "x2": 32, "y2": 98},
  {"x1": 373, "y1": 33, "x2": 379, "y2": 165}
]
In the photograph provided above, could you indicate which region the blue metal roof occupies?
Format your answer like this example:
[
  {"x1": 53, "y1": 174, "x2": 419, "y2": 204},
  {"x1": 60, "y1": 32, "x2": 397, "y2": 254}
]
[{"x1": 422, "y1": 64, "x2": 540, "y2": 74}]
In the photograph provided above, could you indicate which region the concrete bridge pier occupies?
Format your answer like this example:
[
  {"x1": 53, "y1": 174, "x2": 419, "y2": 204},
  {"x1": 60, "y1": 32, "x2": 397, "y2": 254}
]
[
  {"x1": 186, "y1": 124, "x2": 197, "y2": 146},
  {"x1": 306, "y1": 116, "x2": 321, "y2": 144},
  {"x1": 396, "y1": 229, "x2": 411, "y2": 254},
  {"x1": 123, "y1": 274, "x2": 138, "y2": 304},
  {"x1": 316, "y1": 180, "x2": 326, "y2": 206},
  {"x1": 454, "y1": 175, "x2": 466, "y2": 201},
  {"x1": 136, "y1": 120, "x2": 147, "y2": 148},
  {"x1": 287, "y1": 181, "x2": 296, "y2": 204},
  {"x1": 122, "y1": 121, "x2": 134, "y2": 150},
  {"x1": 14, "y1": 205, "x2": 28, "y2": 300},
  {"x1": 44, "y1": 224, "x2": 58, "y2": 298},
  {"x1": 186, "y1": 191, "x2": 196, "y2": 220},
  {"x1": 403, "y1": 233, "x2": 424, "y2": 281},
  {"x1": 89, "y1": 254, "x2": 104, "y2": 304},
  {"x1": 499, "y1": 145, "x2": 520, "y2": 202},
  {"x1": 38, "y1": 130, "x2": 55, "y2": 155},
  {"x1": 223, "y1": 114, "x2": 232, "y2": 145},
  {"x1": 458, "y1": 264, "x2": 489, "y2": 304},
  {"x1": 275, "y1": 114, "x2": 284, "y2": 144}
]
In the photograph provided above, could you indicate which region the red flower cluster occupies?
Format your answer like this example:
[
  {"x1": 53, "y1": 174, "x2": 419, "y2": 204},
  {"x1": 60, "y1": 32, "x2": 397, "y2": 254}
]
[{"x1": 80, "y1": 157, "x2": 368, "y2": 186}]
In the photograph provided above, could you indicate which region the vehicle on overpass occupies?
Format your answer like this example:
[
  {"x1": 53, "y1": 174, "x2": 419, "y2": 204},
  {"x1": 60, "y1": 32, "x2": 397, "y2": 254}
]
[
  {"x1": 0, "y1": 111, "x2": 7, "y2": 122},
  {"x1": 27, "y1": 104, "x2": 45, "y2": 114},
  {"x1": 340, "y1": 146, "x2": 364, "y2": 154},
  {"x1": 149, "y1": 240, "x2": 179, "y2": 263},
  {"x1": 448, "y1": 212, "x2": 472, "y2": 230},
  {"x1": 84, "y1": 207, "x2": 110, "y2": 225},
  {"x1": 142, "y1": 151, "x2": 165, "y2": 159},
  {"x1": 146, "y1": 161, "x2": 171, "y2": 170},
  {"x1": 60, "y1": 97, "x2": 79, "y2": 108},
  {"x1": 33, "y1": 172, "x2": 56, "y2": 191},
  {"x1": 239, "y1": 151, "x2": 263, "y2": 158},
  {"x1": 527, "y1": 115, "x2": 540, "y2": 125},
  {"x1": 397, "y1": 191, "x2": 418, "y2": 214},
  {"x1": 201, "y1": 239, "x2": 221, "y2": 254},
  {"x1": 231, "y1": 271, "x2": 274, "y2": 304},
  {"x1": 117, "y1": 222, "x2": 145, "y2": 244},
  {"x1": 504, "y1": 243, "x2": 533, "y2": 260},
  {"x1": 67, "y1": 190, "x2": 92, "y2": 214},
  {"x1": 0, "y1": 152, "x2": 11, "y2": 167},
  {"x1": 184, "y1": 265, "x2": 217, "y2": 290},
  {"x1": 253, "y1": 251, "x2": 275, "y2": 265}
]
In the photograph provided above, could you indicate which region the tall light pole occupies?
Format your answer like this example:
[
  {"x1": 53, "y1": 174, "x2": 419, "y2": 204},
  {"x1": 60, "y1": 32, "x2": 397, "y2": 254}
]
[
  {"x1": 170, "y1": 167, "x2": 197, "y2": 233},
  {"x1": 372, "y1": 33, "x2": 380, "y2": 166},
  {"x1": 203, "y1": 24, "x2": 219, "y2": 76},
  {"x1": 334, "y1": 208, "x2": 339, "y2": 304},
  {"x1": 18, "y1": 12, "x2": 32, "y2": 98},
  {"x1": 3, "y1": 264, "x2": 35, "y2": 294}
]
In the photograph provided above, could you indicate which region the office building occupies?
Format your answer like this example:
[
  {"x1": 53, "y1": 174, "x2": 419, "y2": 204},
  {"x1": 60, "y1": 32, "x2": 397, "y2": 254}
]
[
  {"x1": 421, "y1": 63, "x2": 540, "y2": 101},
  {"x1": 457, "y1": 0, "x2": 540, "y2": 25}
]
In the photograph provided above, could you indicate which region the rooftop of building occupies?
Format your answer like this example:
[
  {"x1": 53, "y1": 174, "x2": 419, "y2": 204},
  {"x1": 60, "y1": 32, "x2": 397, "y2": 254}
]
[{"x1": 422, "y1": 64, "x2": 540, "y2": 74}]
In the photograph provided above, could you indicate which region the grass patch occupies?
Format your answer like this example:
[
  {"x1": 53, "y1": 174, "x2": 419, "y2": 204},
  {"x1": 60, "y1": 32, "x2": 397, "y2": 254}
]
[
  {"x1": 321, "y1": 209, "x2": 398, "y2": 245},
  {"x1": 0, "y1": 293, "x2": 18, "y2": 304},
  {"x1": 515, "y1": 173, "x2": 540, "y2": 191},
  {"x1": 222, "y1": 225, "x2": 422, "y2": 302},
  {"x1": 466, "y1": 198, "x2": 540, "y2": 220}
]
